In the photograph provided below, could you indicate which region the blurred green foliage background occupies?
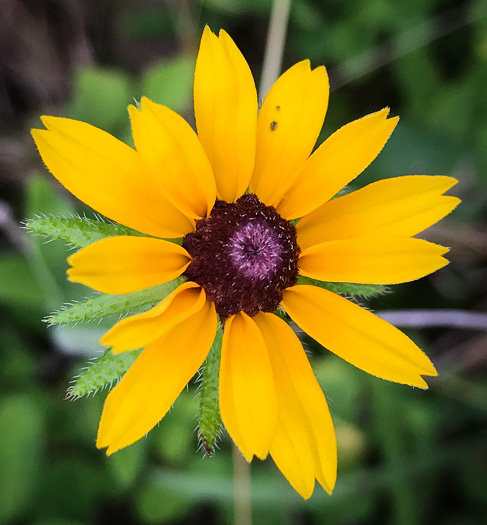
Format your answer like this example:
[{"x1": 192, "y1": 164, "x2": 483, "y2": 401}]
[{"x1": 0, "y1": 0, "x2": 486, "y2": 524}]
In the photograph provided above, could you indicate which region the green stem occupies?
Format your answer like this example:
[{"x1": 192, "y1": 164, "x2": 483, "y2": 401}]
[{"x1": 198, "y1": 318, "x2": 223, "y2": 455}]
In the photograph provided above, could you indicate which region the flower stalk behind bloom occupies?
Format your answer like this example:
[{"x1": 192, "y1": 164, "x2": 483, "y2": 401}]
[{"x1": 32, "y1": 26, "x2": 460, "y2": 499}]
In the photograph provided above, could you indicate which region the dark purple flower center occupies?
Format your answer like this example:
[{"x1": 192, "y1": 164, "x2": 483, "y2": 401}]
[{"x1": 182, "y1": 194, "x2": 300, "y2": 320}]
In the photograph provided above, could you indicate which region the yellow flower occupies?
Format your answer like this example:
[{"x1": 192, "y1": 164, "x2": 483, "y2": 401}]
[{"x1": 32, "y1": 27, "x2": 460, "y2": 499}]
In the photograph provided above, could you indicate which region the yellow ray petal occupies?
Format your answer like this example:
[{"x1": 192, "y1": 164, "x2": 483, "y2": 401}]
[
  {"x1": 297, "y1": 176, "x2": 460, "y2": 249},
  {"x1": 32, "y1": 117, "x2": 193, "y2": 238},
  {"x1": 220, "y1": 312, "x2": 277, "y2": 461},
  {"x1": 269, "y1": 412, "x2": 315, "y2": 499},
  {"x1": 194, "y1": 27, "x2": 258, "y2": 202},
  {"x1": 97, "y1": 300, "x2": 217, "y2": 454},
  {"x1": 277, "y1": 109, "x2": 399, "y2": 219},
  {"x1": 67, "y1": 236, "x2": 190, "y2": 294},
  {"x1": 129, "y1": 98, "x2": 216, "y2": 219},
  {"x1": 299, "y1": 237, "x2": 449, "y2": 284},
  {"x1": 255, "y1": 313, "x2": 337, "y2": 498},
  {"x1": 101, "y1": 282, "x2": 205, "y2": 353},
  {"x1": 282, "y1": 285, "x2": 437, "y2": 387},
  {"x1": 250, "y1": 61, "x2": 329, "y2": 206}
]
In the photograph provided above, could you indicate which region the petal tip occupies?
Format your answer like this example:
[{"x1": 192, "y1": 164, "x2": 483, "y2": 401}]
[
  {"x1": 238, "y1": 447, "x2": 254, "y2": 463},
  {"x1": 448, "y1": 196, "x2": 462, "y2": 210},
  {"x1": 201, "y1": 25, "x2": 217, "y2": 47},
  {"x1": 40, "y1": 115, "x2": 69, "y2": 131},
  {"x1": 203, "y1": 25, "x2": 214, "y2": 36},
  {"x1": 444, "y1": 176, "x2": 459, "y2": 188},
  {"x1": 110, "y1": 347, "x2": 126, "y2": 355},
  {"x1": 139, "y1": 95, "x2": 153, "y2": 110},
  {"x1": 311, "y1": 65, "x2": 330, "y2": 94},
  {"x1": 65, "y1": 267, "x2": 77, "y2": 283},
  {"x1": 96, "y1": 427, "x2": 109, "y2": 450},
  {"x1": 296, "y1": 485, "x2": 315, "y2": 500},
  {"x1": 31, "y1": 128, "x2": 47, "y2": 148},
  {"x1": 39, "y1": 115, "x2": 54, "y2": 129},
  {"x1": 302, "y1": 58, "x2": 312, "y2": 71},
  {"x1": 290, "y1": 59, "x2": 312, "y2": 74},
  {"x1": 318, "y1": 475, "x2": 336, "y2": 496},
  {"x1": 254, "y1": 449, "x2": 270, "y2": 461},
  {"x1": 128, "y1": 103, "x2": 140, "y2": 118},
  {"x1": 422, "y1": 358, "x2": 438, "y2": 378},
  {"x1": 218, "y1": 28, "x2": 231, "y2": 40},
  {"x1": 312, "y1": 64, "x2": 329, "y2": 79},
  {"x1": 413, "y1": 377, "x2": 430, "y2": 390}
]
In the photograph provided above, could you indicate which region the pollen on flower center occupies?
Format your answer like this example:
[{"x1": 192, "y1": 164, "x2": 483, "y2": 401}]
[
  {"x1": 227, "y1": 221, "x2": 284, "y2": 281},
  {"x1": 182, "y1": 194, "x2": 300, "y2": 320}
]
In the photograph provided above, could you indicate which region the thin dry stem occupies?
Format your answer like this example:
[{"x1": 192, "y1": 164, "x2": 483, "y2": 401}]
[
  {"x1": 233, "y1": 444, "x2": 252, "y2": 525},
  {"x1": 259, "y1": 0, "x2": 292, "y2": 100}
]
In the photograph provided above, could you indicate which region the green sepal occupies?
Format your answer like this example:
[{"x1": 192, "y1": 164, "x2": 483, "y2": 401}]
[
  {"x1": 297, "y1": 275, "x2": 385, "y2": 297},
  {"x1": 48, "y1": 277, "x2": 186, "y2": 325},
  {"x1": 25, "y1": 216, "x2": 143, "y2": 248},
  {"x1": 68, "y1": 348, "x2": 141, "y2": 398},
  {"x1": 198, "y1": 318, "x2": 223, "y2": 455}
]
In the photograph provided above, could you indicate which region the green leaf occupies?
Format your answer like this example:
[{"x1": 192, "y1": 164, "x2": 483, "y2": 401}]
[
  {"x1": 140, "y1": 55, "x2": 194, "y2": 112},
  {"x1": 49, "y1": 277, "x2": 186, "y2": 325},
  {"x1": 69, "y1": 348, "x2": 141, "y2": 397},
  {"x1": 137, "y1": 481, "x2": 190, "y2": 524},
  {"x1": 198, "y1": 318, "x2": 223, "y2": 455},
  {"x1": 68, "y1": 67, "x2": 133, "y2": 133},
  {"x1": 107, "y1": 439, "x2": 148, "y2": 490},
  {"x1": 35, "y1": 457, "x2": 109, "y2": 521},
  {"x1": 25, "y1": 216, "x2": 142, "y2": 249},
  {"x1": 25, "y1": 176, "x2": 76, "y2": 308},
  {"x1": 26, "y1": 175, "x2": 75, "y2": 219},
  {"x1": 297, "y1": 276, "x2": 384, "y2": 296},
  {"x1": 154, "y1": 390, "x2": 197, "y2": 463},
  {"x1": 0, "y1": 255, "x2": 46, "y2": 310},
  {"x1": 0, "y1": 395, "x2": 44, "y2": 523}
]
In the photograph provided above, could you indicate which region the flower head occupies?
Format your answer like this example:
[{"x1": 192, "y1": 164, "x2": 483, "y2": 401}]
[{"x1": 32, "y1": 27, "x2": 460, "y2": 499}]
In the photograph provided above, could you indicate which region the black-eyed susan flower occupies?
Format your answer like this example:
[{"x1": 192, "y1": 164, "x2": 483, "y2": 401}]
[{"x1": 32, "y1": 27, "x2": 460, "y2": 499}]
